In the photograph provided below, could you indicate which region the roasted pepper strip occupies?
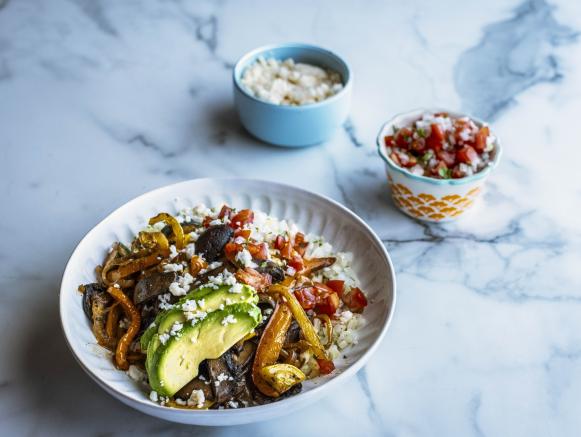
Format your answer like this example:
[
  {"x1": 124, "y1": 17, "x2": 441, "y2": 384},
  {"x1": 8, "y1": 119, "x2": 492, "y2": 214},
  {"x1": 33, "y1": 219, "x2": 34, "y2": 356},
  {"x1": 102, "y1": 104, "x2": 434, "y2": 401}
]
[
  {"x1": 190, "y1": 255, "x2": 208, "y2": 277},
  {"x1": 149, "y1": 213, "x2": 185, "y2": 249},
  {"x1": 252, "y1": 301, "x2": 293, "y2": 397},
  {"x1": 138, "y1": 231, "x2": 170, "y2": 252},
  {"x1": 105, "y1": 302, "x2": 121, "y2": 339},
  {"x1": 107, "y1": 251, "x2": 165, "y2": 282},
  {"x1": 315, "y1": 314, "x2": 334, "y2": 348},
  {"x1": 269, "y1": 283, "x2": 328, "y2": 360},
  {"x1": 106, "y1": 285, "x2": 141, "y2": 371}
]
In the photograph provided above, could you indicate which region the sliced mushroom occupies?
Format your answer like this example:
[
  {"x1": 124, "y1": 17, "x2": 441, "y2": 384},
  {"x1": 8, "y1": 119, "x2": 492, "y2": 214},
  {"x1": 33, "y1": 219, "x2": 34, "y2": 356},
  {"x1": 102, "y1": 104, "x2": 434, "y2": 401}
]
[
  {"x1": 174, "y1": 377, "x2": 214, "y2": 403},
  {"x1": 285, "y1": 320, "x2": 301, "y2": 344},
  {"x1": 195, "y1": 225, "x2": 233, "y2": 262},
  {"x1": 133, "y1": 271, "x2": 177, "y2": 305},
  {"x1": 257, "y1": 261, "x2": 285, "y2": 283},
  {"x1": 80, "y1": 283, "x2": 108, "y2": 320},
  {"x1": 207, "y1": 357, "x2": 238, "y2": 404},
  {"x1": 224, "y1": 341, "x2": 257, "y2": 377}
]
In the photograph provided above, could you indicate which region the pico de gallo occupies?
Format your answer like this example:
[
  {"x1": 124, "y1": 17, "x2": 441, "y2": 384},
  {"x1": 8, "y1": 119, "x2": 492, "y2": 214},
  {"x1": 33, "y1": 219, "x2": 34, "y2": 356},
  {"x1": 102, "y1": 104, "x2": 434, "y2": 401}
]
[{"x1": 383, "y1": 112, "x2": 497, "y2": 179}]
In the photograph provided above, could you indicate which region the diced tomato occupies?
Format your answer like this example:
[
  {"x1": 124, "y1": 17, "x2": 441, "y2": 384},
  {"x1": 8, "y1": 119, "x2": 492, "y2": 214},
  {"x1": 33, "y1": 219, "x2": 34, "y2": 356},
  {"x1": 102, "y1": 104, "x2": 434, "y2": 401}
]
[
  {"x1": 224, "y1": 242, "x2": 242, "y2": 262},
  {"x1": 436, "y1": 149, "x2": 456, "y2": 166},
  {"x1": 426, "y1": 123, "x2": 445, "y2": 150},
  {"x1": 474, "y1": 126, "x2": 489, "y2": 152},
  {"x1": 457, "y1": 145, "x2": 478, "y2": 164},
  {"x1": 247, "y1": 242, "x2": 269, "y2": 260},
  {"x1": 229, "y1": 209, "x2": 254, "y2": 229},
  {"x1": 280, "y1": 239, "x2": 293, "y2": 260},
  {"x1": 293, "y1": 232, "x2": 308, "y2": 257},
  {"x1": 395, "y1": 128, "x2": 412, "y2": 149},
  {"x1": 202, "y1": 216, "x2": 213, "y2": 227},
  {"x1": 274, "y1": 235, "x2": 285, "y2": 251},
  {"x1": 234, "y1": 228, "x2": 251, "y2": 240},
  {"x1": 288, "y1": 254, "x2": 304, "y2": 272},
  {"x1": 342, "y1": 287, "x2": 368, "y2": 313},
  {"x1": 316, "y1": 292, "x2": 340, "y2": 316},
  {"x1": 389, "y1": 152, "x2": 401, "y2": 166},
  {"x1": 294, "y1": 287, "x2": 317, "y2": 310},
  {"x1": 410, "y1": 140, "x2": 426, "y2": 154},
  {"x1": 325, "y1": 279, "x2": 345, "y2": 297},
  {"x1": 317, "y1": 358, "x2": 335, "y2": 375},
  {"x1": 384, "y1": 135, "x2": 395, "y2": 147},
  {"x1": 218, "y1": 205, "x2": 232, "y2": 220}
]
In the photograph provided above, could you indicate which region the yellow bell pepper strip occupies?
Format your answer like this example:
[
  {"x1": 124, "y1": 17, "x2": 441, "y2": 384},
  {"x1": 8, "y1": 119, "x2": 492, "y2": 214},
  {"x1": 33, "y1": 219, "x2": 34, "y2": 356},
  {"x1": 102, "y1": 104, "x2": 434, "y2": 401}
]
[
  {"x1": 315, "y1": 314, "x2": 334, "y2": 348},
  {"x1": 105, "y1": 302, "x2": 120, "y2": 340},
  {"x1": 252, "y1": 301, "x2": 292, "y2": 397},
  {"x1": 269, "y1": 283, "x2": 328, "y2": 360},
  {"x1": 260, "y1": 364, "x2": 306, "y2": 394},
  {"x1": 148, "y1": 213, "x2": 185, "y2": 249},
  {"x1": 138, "y1": 231, "x2": 170, "y2": 252},
  {"x1": 106, "y1": 251, "x2": 165, "y2": 283},
  {"x1": 106, "y1": 285, "x2": 141, "y2": 371}
]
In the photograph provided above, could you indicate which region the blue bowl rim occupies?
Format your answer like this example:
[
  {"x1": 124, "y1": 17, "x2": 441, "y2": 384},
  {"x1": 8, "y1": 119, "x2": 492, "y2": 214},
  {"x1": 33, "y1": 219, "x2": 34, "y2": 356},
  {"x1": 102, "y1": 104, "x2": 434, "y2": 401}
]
[
  {"x1": 376, "y1": 107, "x2": 503, "y2": 186},
  {"x1": 233, "y1": 42, "x2": 352, "y2": 110}
]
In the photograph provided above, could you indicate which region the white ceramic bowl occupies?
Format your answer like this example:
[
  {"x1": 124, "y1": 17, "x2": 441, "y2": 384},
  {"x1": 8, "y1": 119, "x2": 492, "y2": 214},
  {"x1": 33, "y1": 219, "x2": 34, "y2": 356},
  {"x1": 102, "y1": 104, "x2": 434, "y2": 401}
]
[
  {"x1": 59, "y1": 178, "x2": 396, "y2": 426},
  {"x1": 376, "y1": 108, "x2": 502, "y2": 222}
]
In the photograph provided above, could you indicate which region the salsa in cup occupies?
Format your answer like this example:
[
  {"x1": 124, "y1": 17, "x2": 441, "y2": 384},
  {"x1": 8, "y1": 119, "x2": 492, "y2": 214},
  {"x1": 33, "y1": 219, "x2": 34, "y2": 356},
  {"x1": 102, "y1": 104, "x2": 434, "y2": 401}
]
[{"x1": 383, "y1": 112, "x2": 497, "y2": 179}]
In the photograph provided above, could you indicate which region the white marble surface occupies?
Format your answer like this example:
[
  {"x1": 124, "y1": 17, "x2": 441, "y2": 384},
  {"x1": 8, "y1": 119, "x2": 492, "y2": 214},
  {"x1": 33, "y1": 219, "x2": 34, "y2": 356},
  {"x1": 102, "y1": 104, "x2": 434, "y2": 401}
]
[{"x1": 1, "y1": 0, "x2": 581, "y2": 435}]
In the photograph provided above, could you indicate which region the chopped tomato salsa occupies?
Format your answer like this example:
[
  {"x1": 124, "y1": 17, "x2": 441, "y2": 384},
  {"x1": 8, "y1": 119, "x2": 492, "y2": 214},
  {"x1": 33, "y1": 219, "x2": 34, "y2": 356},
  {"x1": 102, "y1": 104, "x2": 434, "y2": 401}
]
[{"x1": 384, "y1": 113, "x2": 496, "y2": 179}]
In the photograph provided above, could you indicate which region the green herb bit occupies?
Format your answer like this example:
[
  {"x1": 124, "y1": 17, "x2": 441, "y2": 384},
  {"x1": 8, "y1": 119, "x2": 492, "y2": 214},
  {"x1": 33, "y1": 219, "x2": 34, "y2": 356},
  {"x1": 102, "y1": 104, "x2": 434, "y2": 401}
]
[
  {"x1": 438, "y1": 167, "x2": 452, "y2": 179},
  {"x1": 417, "y1": 127, "x2": 427, "y2": 138}
]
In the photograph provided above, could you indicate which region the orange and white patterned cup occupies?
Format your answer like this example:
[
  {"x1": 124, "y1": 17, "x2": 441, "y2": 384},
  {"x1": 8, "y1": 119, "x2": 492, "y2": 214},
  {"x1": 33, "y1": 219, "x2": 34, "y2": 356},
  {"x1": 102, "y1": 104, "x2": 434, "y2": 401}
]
[{"x1": 376, "y1": 108, "x2": 502, "y2": 222}]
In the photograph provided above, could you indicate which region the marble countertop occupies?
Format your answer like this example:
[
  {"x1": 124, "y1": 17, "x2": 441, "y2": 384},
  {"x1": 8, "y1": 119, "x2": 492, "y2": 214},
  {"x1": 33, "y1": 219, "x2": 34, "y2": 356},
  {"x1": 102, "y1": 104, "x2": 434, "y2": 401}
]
[{"x1": 1, "y1": 0, "x2": 580, "y2": 435}]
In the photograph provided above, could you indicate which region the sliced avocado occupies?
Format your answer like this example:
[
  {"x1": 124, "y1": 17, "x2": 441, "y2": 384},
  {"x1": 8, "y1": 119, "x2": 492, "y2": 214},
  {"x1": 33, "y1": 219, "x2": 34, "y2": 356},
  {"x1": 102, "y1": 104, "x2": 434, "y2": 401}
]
[
  {"x1": 140, "y1": 284, "x2": 257, "y2": 351},
  {"x1": 148, "y1": 303, "x2": 261, "y2": 397}
]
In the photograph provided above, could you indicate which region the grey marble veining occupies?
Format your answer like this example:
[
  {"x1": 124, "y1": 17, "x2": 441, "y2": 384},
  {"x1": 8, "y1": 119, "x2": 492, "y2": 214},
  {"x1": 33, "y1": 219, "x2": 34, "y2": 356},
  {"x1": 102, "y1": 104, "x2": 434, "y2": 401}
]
[{"x1": 1, "y1": 0, "x2": 581, "y2": 436}]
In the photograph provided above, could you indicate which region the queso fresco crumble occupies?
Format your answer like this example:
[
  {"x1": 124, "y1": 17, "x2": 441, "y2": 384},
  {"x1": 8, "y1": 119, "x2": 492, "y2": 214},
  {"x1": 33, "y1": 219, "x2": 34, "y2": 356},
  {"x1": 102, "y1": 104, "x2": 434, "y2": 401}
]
[{"x1": 241, "y1": 57, "x2": 343, "y2": 106}]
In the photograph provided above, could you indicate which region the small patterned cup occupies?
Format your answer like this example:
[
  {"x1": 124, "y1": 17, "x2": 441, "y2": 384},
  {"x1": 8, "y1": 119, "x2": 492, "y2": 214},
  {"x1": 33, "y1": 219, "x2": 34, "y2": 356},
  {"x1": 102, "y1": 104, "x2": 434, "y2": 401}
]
[{"x1": 376, "y1": 108, "x2": 502, "y2": 222}]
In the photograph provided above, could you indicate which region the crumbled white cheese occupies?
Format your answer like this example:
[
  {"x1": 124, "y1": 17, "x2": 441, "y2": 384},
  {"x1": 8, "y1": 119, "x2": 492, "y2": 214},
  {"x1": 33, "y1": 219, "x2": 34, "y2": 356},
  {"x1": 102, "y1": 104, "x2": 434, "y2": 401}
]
[
  {"x1": 169, "y1": 273, "x2": 194, "y2": 296},
  {"x1": 149, "y1": 390, "x2": 159, "y2": 402},
  {"x1": 187, "y1": 389, "x2": 205, "y2": 408},
  {"x1": 221, "y1": 314, "x2": 237, "y2": 326},
  {"x1": 285, "y1": 266, "x2": 296, "y2": 276},
  {"x1": 169, "y1": 244, "x2": 179, "y2": 259},
  {"x1": 184, "y1": 243, "x2": 197, "y2": 258},
  {"x1": 227, "y1": 400, "x2": 239, "y2": 409},
  {"x1": 235, "y1": 248, "x2": 257, "y2": 268},
  {"x1": 241, "y1": 57, "x2": 343, "y2": 106},
  {"x1": 229, "y1": 283, "x2": 244, "y2": 294},
  {"x1": 158, "y1": 293, "x2": 174, "y2": 310},
  {"x1": 127, "y1": 365, "x2": 147, "y2": 383},
  {"x1": 169, "y1": 322, "x2": 183, "y2": 337},
  {"x1": 186, "y1": 310, "x2": 207, "y2": 323},
  {"x1": 159, "y1": 333, "x2": 170, "y2": 345},
  {"x1": 163, "y1": 263, "x2": 184, "y2": 273}
]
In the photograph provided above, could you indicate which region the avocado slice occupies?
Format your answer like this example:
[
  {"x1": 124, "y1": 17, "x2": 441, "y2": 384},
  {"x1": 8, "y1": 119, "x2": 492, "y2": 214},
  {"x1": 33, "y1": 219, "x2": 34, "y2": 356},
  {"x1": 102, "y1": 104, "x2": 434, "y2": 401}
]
[
  {"x1": 140, "y1": 284, "x2": 257, "y2": 351},
  {"x1": 148, "y1": 303, "x2": 262, "y2": 396}
]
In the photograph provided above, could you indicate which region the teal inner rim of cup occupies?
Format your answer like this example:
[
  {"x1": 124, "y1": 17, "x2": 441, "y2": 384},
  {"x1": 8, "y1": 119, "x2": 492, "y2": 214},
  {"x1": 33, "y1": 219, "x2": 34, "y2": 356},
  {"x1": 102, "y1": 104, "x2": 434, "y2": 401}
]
[
  {"x1": 233, "y1": 43, "x2": 352, "y2": 110},
  {"x1": 376, "y1": 117, "x2": 503, "y2": 186}
]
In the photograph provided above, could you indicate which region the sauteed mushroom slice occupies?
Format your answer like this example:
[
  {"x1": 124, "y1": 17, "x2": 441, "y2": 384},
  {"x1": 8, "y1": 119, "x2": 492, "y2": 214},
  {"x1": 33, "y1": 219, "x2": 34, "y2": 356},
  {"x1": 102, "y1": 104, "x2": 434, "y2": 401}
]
[
  {"x1": 195, "y1": 225, "x2": 233, "y2": 262},
  {"x1": 133, "y1": 271, "x2": 177, "y2": 305}
]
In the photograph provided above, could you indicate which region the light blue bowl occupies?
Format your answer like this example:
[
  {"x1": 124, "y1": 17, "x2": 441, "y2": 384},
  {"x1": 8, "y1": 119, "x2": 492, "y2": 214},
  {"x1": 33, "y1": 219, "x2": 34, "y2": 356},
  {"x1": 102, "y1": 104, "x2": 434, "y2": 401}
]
[{"x1": 233, "y1": 43, "x2": 352, "y2": 147}]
